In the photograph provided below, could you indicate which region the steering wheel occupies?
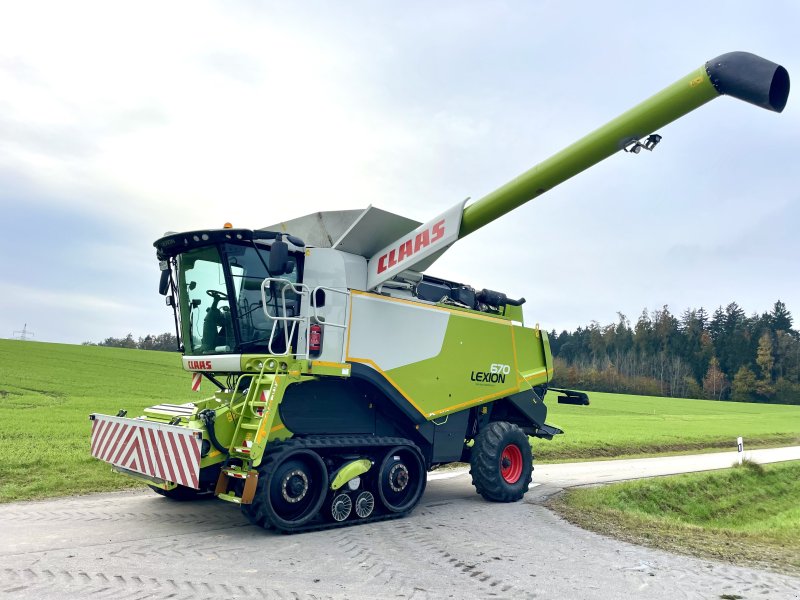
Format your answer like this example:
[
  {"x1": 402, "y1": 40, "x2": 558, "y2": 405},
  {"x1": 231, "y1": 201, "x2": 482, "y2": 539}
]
[{"x1": 206, "y1": 290, "x2": 228, "y2": 301}]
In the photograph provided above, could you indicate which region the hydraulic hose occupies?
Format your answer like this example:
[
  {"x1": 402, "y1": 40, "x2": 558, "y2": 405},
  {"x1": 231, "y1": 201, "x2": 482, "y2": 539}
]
[{"x1": 198, "y1": 409, "x2": 229, "y2": 456}]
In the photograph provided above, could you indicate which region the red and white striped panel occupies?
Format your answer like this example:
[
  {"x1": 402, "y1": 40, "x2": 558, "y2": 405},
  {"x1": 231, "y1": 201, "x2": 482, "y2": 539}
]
[{"x1": 90, "y1": 415, "x2": 202, "y2": 489}]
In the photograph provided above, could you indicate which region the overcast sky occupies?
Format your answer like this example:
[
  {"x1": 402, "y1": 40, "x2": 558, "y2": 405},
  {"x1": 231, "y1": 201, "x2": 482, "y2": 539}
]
[{"x1": 1, "y1": 1, "x2": 798, "y2": 344}]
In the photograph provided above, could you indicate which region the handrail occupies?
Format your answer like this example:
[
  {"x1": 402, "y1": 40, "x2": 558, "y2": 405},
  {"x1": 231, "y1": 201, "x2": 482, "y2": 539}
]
[{"x1": 260, "y1": 278, "x2": 350, "y2": 359}]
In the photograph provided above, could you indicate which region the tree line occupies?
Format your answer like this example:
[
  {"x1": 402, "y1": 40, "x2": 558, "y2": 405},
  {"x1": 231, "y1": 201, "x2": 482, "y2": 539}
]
[
  {"x1": 549, "y1": 300, "x2": 800, "y2": 404},
  {"x1": 83, "y1": 332, "x2": 179, "y2": 352}
]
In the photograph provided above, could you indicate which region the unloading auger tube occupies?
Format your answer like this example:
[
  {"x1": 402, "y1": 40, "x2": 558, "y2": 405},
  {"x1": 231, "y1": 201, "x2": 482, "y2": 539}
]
[{"x1": 458, "y1": 51, "x2": 789, "y2": 238}]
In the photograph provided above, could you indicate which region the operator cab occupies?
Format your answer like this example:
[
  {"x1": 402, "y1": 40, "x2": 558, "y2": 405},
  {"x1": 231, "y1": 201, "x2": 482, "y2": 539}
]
[{"x1": 155, "y1": 228, "x2": 304, "y2": 356}]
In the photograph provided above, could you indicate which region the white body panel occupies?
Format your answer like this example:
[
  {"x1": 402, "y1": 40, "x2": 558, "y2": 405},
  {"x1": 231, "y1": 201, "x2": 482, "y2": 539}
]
[
  {"x1": 347, "y1": 293, "x2": 449, "y2": 371},
  {"x1": 302, "y1": 248, "x2": 366, "y2": 363}
]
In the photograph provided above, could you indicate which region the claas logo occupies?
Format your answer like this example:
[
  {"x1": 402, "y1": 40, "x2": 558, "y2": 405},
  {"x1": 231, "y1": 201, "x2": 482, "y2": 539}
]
[
  {"x1": 376, "y1": 219, "x2": 445, "y2": 274},
  {"x1": 187, "y1": 360, "x2": 213, "y2": 370}
]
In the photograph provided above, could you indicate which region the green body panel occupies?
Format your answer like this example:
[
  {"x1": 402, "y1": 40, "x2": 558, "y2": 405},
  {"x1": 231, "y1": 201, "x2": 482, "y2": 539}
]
[
  {"x1": 501, "y1": 303, "x2": 525, "y2": 323},
  {"x1": 459, "y1": 67, "x2": 718, "y2": 237},
  {"x1": 381, "y1": 309, "x2": 547, "y2": 419},
  {"x1": 330, "y1": 459, "x2": 372, "y2": 490},
  {"x1": 514, "y1": 326, "x2": 551, "y2": 386}
]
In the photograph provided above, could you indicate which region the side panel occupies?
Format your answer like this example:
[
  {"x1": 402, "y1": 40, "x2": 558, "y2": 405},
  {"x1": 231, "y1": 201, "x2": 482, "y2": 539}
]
[
  {"x1": 431, "y1": 409, "x2": 471, "y2": 462},
  {"x1": 348, "y1": 293, "x2": 450, "y2": 370},
  {"x1": 278, "y1": 373, "x2": 437, "y2": 459},
  {"x1": 513, "y1": 326, "x2": 552, "y2": 386},
  {"x1": 347, "y1": 292, "x2": 530, "y2": 419},
  {"x1": 279, "y1": 379, "x2": 375, "y2": 434}
]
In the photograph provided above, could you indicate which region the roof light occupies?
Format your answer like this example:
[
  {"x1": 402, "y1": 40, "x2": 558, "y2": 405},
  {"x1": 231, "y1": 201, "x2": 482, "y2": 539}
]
[{"x1": 223, "y1": 222, "x2": 233, "y2": 229}]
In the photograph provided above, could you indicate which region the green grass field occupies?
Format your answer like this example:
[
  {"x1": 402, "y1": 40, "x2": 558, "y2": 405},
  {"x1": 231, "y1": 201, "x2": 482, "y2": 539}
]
[
  {"x1": 550, "y1": 460, "x2": 800, "y2": 575},
  {"x1": 1, "y1": 338, "x2": 799, "y2": 502},
  {"x1": 540, "y1": 390, "x2": 800, "y2": 461},
  {"x1": 0, "y1": 339, "x2": 196, "y2": 502}
]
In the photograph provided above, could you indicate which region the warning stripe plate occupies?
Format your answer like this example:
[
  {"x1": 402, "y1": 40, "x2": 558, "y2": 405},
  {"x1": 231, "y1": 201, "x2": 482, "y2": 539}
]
[{"x1": 90, "y1": 414, "x2": 203, "y2": 489}]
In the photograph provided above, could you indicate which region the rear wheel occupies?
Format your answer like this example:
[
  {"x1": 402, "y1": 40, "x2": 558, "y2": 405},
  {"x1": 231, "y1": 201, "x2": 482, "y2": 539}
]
[
  {"x1": 242, "y1": 449, "x2": 328, "y2": 531},
  {"x1": 469, "y1": 421, "x2": 532, "y2": 502}
]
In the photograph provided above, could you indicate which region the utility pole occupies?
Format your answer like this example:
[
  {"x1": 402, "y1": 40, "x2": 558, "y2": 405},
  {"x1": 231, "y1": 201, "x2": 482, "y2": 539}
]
[{"x1": 12, "y1": 324, "x2": 34, "y2": 341}]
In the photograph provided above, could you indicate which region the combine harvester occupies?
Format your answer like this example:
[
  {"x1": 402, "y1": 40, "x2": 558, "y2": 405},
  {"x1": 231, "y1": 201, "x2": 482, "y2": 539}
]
[{"x1": 91, "y1": 52, "x2": 789, "y2": 532}]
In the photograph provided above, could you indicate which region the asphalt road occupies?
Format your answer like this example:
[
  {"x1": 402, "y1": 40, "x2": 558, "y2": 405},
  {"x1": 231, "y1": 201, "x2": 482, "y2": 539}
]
[{"x1": 1, "y1": 447, "x2": 799, "y2": 600}]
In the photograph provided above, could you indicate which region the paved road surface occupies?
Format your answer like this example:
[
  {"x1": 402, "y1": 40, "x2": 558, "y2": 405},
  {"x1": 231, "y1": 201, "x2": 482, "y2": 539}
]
[{"x1": 1, "y1": 447, "x2": 798, "y2": 600}]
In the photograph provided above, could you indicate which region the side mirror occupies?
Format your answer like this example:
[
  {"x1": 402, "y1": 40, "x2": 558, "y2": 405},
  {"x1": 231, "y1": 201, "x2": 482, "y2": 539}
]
[
  {"x1": 269, "y1": 239, "x2": 290, "y2": 275},
  {"x1": 158, "y1": 269, "x2": 170, "y2": 295}
]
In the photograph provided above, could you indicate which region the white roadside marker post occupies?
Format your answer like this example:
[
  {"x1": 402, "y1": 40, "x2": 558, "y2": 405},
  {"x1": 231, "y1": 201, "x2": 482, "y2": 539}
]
[{"x1": 737, "y1": 436, "x2": 744, "y2": 465}]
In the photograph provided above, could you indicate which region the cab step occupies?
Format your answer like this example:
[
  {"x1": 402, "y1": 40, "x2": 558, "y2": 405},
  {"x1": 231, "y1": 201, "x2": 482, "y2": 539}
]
[{"x1": 215, "y1": 467, "x2": 258, "y2": 505}]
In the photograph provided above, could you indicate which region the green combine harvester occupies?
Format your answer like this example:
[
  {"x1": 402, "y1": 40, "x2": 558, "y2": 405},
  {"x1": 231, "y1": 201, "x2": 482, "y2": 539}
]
[{"x1": 91, "y1": 52, "x2": 789, "y2": 532}]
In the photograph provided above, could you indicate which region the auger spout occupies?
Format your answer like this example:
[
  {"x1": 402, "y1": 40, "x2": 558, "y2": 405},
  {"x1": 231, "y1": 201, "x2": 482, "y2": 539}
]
[{"x1": 457, "y1": 51, "x2": 789, "y2": 238}]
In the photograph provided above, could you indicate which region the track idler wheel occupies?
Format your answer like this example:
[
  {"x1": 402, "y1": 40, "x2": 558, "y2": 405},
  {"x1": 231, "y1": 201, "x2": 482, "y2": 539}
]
[
  {"x1": 376, "y1": 446, "x2": 426, "y2": 513},
  {"x1": 243, "y1": 449, "x2": 327, "y2": 531}
]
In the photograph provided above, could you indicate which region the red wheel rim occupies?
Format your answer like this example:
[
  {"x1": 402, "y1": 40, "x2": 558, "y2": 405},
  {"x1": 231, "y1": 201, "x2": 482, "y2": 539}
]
[{"x1": 500, "y1": 444, "x2": 523, "y2": 483}]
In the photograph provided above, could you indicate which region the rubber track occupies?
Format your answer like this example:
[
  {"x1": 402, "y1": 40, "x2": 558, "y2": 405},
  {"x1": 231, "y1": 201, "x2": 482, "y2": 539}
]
[{"x1": 244, "y1": 435, "x2": 425, "y2": 534}]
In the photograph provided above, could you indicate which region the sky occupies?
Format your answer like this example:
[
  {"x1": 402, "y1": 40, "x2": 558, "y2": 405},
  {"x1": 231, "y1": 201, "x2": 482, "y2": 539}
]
[{"x1": 1, "y1": 1, "x2": 798, "y2": 344}]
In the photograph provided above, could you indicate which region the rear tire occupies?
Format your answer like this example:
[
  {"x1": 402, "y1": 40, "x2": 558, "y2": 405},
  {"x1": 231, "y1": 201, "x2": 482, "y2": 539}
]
[{"x1": 469, "y1": 421, "x2": 532, "y2": 502}]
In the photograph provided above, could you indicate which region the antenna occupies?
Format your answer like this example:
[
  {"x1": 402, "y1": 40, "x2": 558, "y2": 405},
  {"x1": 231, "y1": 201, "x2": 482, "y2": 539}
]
[{"x1": 12, "y1": 324, "x2": 34, "y2": 341}]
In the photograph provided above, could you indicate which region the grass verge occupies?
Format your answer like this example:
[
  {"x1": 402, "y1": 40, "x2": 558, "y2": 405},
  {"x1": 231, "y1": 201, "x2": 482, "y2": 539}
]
[{"x1": 548, "y1": 460, "x2": 800, "y2": 575}]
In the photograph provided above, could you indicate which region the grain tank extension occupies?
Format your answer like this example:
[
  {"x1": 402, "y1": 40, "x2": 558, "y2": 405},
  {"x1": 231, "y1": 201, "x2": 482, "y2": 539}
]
[{"x1": 90, "y1": 52, "x2": 789, "y2": 532}]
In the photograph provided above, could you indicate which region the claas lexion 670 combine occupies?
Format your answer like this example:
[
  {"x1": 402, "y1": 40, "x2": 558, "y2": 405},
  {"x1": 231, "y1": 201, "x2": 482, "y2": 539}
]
[{"x1": 90, "y1": 52, "x2": 788, "y2": 532}]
